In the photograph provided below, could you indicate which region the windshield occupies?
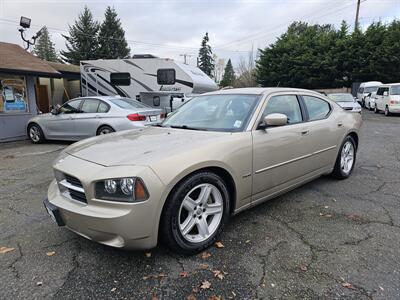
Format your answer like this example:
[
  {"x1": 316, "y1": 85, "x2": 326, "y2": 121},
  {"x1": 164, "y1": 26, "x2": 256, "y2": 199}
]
[
  {"x1": 391, "y1": 85, "x2": 400, "y2": 95},
  {"x1": 162, "y1": 94, "x2": 260, "y2": 132},
  {"x1": 364, "y1": 86, "x2": 379, "y2": 93},
  {"x1": 110, "y1": 98, "x2": 151, "y2": 109},
  {"x1": 328, "y1": 94, "x2": 354, "y2": 102}
]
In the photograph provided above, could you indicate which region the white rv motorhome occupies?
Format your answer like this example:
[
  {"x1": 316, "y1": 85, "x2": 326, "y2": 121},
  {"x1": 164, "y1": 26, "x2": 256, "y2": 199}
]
[{"x1": 80, "y1": 55, "x2": 218, "y2": 112}]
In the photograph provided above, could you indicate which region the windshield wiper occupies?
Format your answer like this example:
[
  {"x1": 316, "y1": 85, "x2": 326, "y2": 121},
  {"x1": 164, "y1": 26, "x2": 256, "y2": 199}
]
[{"x1": 168, "y1": 125, "x2": 206, "y2": 131}]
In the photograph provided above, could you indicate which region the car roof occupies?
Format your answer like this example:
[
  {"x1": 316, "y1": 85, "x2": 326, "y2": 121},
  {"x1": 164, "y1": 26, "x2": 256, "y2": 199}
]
[
  {"x1": 360, "y1": 81, "x2": 382, "y2": 87},
  {"x1": 203, "y1": 87, "x2": 324, "y2": 97},
  {"x1": 379, "y1": 83, "x2": 400, "y2": 87},
  {"x1": 329, "y1": 93, "x2": 352, "y2": 95}
]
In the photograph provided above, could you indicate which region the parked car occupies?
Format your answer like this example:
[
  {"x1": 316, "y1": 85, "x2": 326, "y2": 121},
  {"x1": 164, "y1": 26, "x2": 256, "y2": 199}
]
[
  {"x1": 44, "y1": 88, "x2": 362, "y2": 254},
  {"x1": 27, "y1": 96, "x2": 163, "y2": 143},
  {"x1": 327, "y1": 93, "x2": 361, "y2": 113},
  {"x1": 364, "y1": 91, "x2": 378, "y2": 110},
  {"x1": 357, "y1": 81, "x2": 382, "y2": 107},
  {"x1": 374, "y1": 83, "x2": 400, "y2": 116}
]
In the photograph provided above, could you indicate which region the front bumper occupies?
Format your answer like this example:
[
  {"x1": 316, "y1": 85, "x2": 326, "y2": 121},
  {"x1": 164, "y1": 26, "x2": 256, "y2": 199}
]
[{"x1": 46, "y1": 154, "x2": 166, "y2": 250}]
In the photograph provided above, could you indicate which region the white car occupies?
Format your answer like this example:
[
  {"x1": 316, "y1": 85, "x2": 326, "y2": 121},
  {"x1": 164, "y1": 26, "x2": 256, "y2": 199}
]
[
  {"x1": 364, "y1": 91, "x2": 377, "y2": 110},
  {"x1": 27, "y1": 96, "x2": 163, "y2": 143},
  {"x1": 374, "y1": 83, "x2": 400, "y2": 116},
  {"x1": 357, "y1": 81, "x2": 382, "y2": 107},
  {"x1": 328, "y1": 93, "x2": 361, "y2": 113}
]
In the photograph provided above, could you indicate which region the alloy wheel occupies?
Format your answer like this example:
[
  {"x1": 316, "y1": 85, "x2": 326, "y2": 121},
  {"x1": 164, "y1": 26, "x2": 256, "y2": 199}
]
[
  {"x1": 340, "y1": 141, "x2": 354, "y2": 175},
  {"x1": 178, "y1": 183, "x2": 223, "y2": 243},
  {"x1": 29, "y1": 126, "x2": 41, "y2": 142}
]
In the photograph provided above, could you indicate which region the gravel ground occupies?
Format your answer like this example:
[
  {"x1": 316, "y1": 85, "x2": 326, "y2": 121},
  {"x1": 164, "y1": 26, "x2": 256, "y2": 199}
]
[{"x1": 1, "y1": 109, "x2": 399, "y2": 300}]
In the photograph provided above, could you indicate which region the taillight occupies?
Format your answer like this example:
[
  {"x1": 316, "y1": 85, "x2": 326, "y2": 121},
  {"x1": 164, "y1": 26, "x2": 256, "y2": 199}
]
[
  {"x1": 389, "y1": 99, "x2": 399, "y2": 105},
  {"x1": 127, "y1": 113, "x2": 146, "y2": 121}
]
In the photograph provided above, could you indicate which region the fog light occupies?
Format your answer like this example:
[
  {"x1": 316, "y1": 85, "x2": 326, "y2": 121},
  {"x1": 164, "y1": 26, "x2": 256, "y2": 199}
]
[
  {"x1": 104, "y1": 179, "x2": 117, "y2": 194},
  {"x1": 120, "y1": 178, "x2": 134, "y2": 195}
]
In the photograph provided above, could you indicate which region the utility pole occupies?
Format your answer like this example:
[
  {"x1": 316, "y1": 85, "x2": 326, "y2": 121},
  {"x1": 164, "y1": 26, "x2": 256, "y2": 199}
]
[
  {"x1": 179, "y1": 53, "x2": 192, "y2": 64},
  {"x1": 355, "y1": 0, "x2": 361, "y2": 31}
]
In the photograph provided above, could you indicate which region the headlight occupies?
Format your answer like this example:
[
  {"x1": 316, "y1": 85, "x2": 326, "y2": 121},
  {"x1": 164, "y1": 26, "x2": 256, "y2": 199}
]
[{"x1": 95, "y1": 177, "x2": 149, "y2": 202}]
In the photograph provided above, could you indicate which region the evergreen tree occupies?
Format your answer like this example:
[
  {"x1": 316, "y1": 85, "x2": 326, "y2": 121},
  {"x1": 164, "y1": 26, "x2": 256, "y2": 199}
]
[
  {"x1": 220, "y1": 59, "x2": 235, "y2": 86},
  {"x1": 60, "y1": 6, "x2": 100, "y2": 64},
  {"x1": 98, "y1": 6, "x2": 130, "y2": 59},
  {"x1": 32, "y1": 26, "x2": 59, "y2": 62},
  {"x1": 198, "y1": 32, "x2": 215, "y2": 77}
]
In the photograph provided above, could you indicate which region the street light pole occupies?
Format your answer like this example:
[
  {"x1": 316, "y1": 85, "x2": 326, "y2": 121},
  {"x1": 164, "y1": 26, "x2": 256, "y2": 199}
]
[
  {"x1": 355, "y1": 0, "x2": 361, "y2": 31},
  {"x1": 17, "y1": 16, "x2": 44, "y2": 50}
]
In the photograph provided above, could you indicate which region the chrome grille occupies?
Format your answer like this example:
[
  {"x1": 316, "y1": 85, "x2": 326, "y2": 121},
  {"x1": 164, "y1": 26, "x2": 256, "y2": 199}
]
[{"x1": 58, "y1": 173, "x2": 87, "y2": 204}]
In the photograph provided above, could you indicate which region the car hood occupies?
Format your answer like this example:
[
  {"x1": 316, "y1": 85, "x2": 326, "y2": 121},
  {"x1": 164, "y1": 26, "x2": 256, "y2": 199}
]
[
  {"x1": 336, "y1": 101, "x2": 359, "y2": 108},
  {"x1": 65, "y1": 126, "x2": 228, "y2": 166}
]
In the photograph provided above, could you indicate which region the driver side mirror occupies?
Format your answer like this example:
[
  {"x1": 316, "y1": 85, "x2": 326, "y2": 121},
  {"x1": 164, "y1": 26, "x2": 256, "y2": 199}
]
[
  {"x1": 263, "y1": 113, "x2": 288, "y2": 127},
  {"x1": 51, "y1": 104, "x2": 61, "y2": 115}
]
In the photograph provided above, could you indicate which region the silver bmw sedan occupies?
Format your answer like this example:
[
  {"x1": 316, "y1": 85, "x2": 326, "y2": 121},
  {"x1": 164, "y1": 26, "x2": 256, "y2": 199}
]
[{"x1": 27, "y1": 96, "x2": 163, "y2": 143}]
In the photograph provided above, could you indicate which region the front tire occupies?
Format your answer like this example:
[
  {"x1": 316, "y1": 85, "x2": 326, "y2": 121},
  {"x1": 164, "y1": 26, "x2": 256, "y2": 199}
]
[
  {"x1": 28, "y1": 123, "x2": 45, "y2": 144},
  {"x1": 331, "y1": 136, "x2": 356, "y2": 179},
  {"x1": 160, "y1": 172, "x2": 230, "y2": 255}
]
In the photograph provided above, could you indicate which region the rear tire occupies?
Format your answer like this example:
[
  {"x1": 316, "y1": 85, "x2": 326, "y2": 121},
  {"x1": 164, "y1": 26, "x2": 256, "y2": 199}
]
[
  {"x1": 331, "y1": 136, "x2": 356, "y2": 179},
  {"x1": 28, "y1": 123, "x2": 45, "y2": 144},
  {"x1": 160, "y1": 172, "x2": 230, "y2": 255},
  {"x1": 96, "y1": 125, "x2": 115, "y2": 135},
  {"x1": 384, "y1": 106, "x2": 391, "y2": 116}
]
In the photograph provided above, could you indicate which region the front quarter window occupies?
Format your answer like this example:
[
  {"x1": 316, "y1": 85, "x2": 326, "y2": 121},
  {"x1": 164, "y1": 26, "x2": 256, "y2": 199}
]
[
  {"x1": 162, "y1": 94, "x2": 259, "y2": 132},
  {"x1": 59, "y1": 99, "x2": 81, "y2": 114}
]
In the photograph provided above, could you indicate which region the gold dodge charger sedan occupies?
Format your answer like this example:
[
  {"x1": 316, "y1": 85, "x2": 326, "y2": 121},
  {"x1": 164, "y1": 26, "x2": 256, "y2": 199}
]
[{"x1": 44, "y1": 88, "x2": 362, "y2": 254}]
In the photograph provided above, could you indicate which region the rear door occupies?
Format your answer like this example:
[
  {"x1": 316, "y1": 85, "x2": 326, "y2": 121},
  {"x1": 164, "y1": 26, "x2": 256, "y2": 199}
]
[
  {"x1": 73, "y1": 98, "x2": 101, "y2": 138},
  {"x1": 300, "y1": 94, "x2": 341, "y2": 170}
]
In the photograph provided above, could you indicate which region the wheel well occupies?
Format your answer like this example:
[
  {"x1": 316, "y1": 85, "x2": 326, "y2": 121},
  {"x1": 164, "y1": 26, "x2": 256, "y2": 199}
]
[
  {"x1": 166, "y1": 167, "x2": 237, "y2": 216},
  {"x1": 96, "y1": 124, "x2": 114, "y2": 135},
  {"x1": 348, "y1": 132, "x2": 358, "y2": 149}
]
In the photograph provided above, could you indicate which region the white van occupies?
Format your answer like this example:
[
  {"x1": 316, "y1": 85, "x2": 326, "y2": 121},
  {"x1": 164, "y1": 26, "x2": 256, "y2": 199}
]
[
  {"x1": 374, "y1": 83, "x2": 400, "y2": 116},
  {"x1": 357, "y1": 81, "x2": 382, "y2": 107}
]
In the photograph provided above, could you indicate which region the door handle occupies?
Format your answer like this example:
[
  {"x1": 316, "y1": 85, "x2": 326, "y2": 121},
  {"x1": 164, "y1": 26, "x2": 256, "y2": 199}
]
[
  {"x1": 337, "y1": 123, "x2": 343, "y2": 127},
  {"x1": 301, "y1": 130, "x2": 309, "y2": 136}
]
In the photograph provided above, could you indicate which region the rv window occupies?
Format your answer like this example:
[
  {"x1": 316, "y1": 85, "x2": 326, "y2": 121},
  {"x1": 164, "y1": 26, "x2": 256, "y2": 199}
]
[
  {"x1": 110, "y1": 73, "x2": 131, "y2": 86},
  {"x1": 153, "y1": 96, "x2": 160, "y2": 106},
  {"x1": 157, "y1": 69, "x2": 176, "y2": 85}
]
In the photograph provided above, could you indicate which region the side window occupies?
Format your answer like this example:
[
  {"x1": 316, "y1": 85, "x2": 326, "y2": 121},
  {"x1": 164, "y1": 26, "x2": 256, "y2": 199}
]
[
  {"x1": 376, "y1": 88, "x2": 383, "y2": 96},
  {"x1": 303, "y1": 95, "x2": 331, "y2": 121},
  {"x1": 263, "y1": 95, "x2": 302, "y2": 124},
  {"x1": 97, "y1": 101, "x2": 110, "y2": 113},
  {"x1": 384, "y1": 87, "x2": 389, "y2": 95},
  {"x1": 59, "y1": 100, "x2": 81, "y2": 114},
  {"x1": 81, "y1": 99, "x2": 100, "y2": 113}
]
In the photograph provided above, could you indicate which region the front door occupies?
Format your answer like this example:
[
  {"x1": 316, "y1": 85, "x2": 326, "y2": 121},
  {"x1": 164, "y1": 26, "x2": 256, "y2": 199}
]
[
  {"x1": 252, "y1": 94, "x2": 313, "y2": 202},
  {"x1": 44, "y1": 99, "x2": 82, "y2": 139}
]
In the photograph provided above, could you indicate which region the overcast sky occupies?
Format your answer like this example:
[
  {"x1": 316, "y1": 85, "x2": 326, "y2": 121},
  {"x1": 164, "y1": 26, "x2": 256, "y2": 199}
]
[{"x1": 1, "y1": 0, "x2": 399, "y2": 67}]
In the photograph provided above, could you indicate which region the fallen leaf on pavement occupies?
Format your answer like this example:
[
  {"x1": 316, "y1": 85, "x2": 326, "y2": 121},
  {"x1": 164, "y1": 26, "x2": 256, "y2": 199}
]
[
  {"x1": 213, "y1": 270, "x2": 226, "y2": 280},
  {"x1": 379, "y1": 286, "x2": 384, "y2": 291},
  {"x1": 142, "y1": 273, "x2": 166, "y2": 280},
  {"x1": 200, "y1": 280, "x2": 211, "y2": 289},
  {"x1": 299, "y1": 265, "x2": 308, "y2": 272},
  {"x1": 180, "y1": 271, "x2": 189, "y2": 278},
  {"x1": 245, "y1": 240, "x2": 250, "y2": 243},
  {"x1": 271, "y1": 283, "x2": 276, "y2": 287},
  {"x1": 187, "y1": 294, "x2": 197, "y2": 300},
  {"x1": 0, "y1": 247, "x2": 15, "y2": 254},
  {"x1": 342, "y1": 282, "x2": 353, "y2": 289},
  {"x1": 345, "y1": 214, "x2": 361, "y2": 221},
  {"x1": 111, "y1": 287, "x2": 116, "y2": 292},
  {"x1": 199, "y1": 263, "x2": 209, "y2": 269},
  {"x1": 46, "y1": 251, "x2": 56, "y2": 256},
  {"x1": 192, "y1": 287, "x2": 199, "y2": 293},
  {"x1": 324, "y1": 206, "x2": 329, "y2": 209},
  {"x1": 201, "y1": 252, "x2": 211, "y2": 259},
  {"x1": 208, "y1": 296, "x2": 221, "y2": 300},
  {"x1": 215, "y1": 241, "x2": 224, "y2": 248},
  {"x1": 325, "y1": 214, "x2": 332, "y2": 218},
  {"x1": 36, "y1": 281, "x2": 43, "y2": 286},
  {"x1": 145, "y1": 252, "x2": 152, "y2": 258}
]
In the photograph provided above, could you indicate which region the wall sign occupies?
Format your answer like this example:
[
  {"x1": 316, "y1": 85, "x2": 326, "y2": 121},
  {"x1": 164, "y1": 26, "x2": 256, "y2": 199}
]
[{"x1": 0, "y1": 76, "x2": 29, "y2": 113}]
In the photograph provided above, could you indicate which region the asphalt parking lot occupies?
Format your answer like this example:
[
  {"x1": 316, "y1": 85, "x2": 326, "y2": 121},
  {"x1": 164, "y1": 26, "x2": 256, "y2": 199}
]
[{"x1": 1, "y1": 109, "x2": 399, "y2": 300}]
